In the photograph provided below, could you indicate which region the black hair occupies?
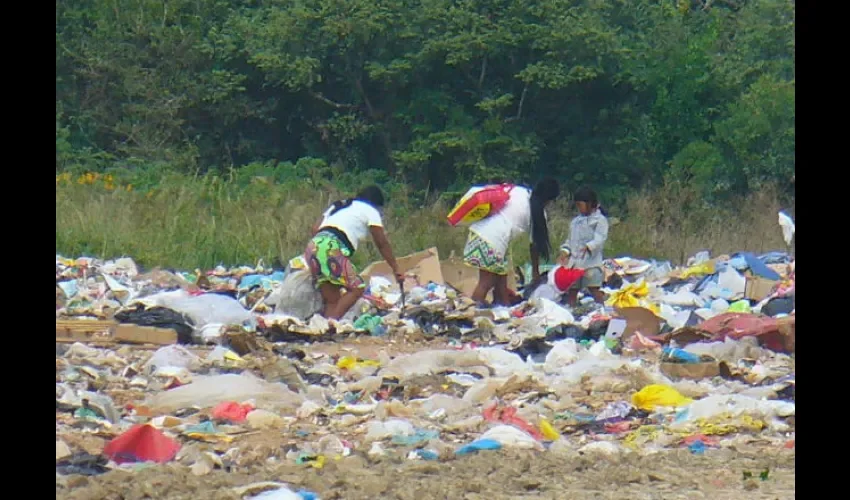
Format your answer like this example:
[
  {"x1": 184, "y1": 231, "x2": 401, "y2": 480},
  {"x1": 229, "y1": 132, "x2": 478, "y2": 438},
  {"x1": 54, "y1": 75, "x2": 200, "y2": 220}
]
[
  {"x1": 530, "y1": 177, "x2": 560, "y2": 261},
  {"x1": 574, "y1": 186, "x2": 598, "y2": 205},
  {"x1": 328, "y1": 185, "x2": 385, "y2": 215},
  {"x1": 574, "y1": 185, "x2": 608, "y2": 216}
]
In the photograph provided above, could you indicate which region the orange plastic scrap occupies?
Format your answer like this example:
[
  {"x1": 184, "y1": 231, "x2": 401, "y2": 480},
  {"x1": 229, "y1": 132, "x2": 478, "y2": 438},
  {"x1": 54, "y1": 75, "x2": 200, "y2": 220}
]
[
  {"x1": 681, "y1": 434, "x2": 719, "y2": 447},
  {"x1": 211, "y1": 401, "x2": 255, "y2": 423},
  {"x1": 482, "y1": 403, "x2": 543, "y2": 440}
]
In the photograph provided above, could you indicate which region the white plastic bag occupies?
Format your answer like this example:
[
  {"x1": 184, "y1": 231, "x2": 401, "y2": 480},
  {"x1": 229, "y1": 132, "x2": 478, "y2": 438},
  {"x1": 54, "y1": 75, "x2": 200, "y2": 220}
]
[
  {"x1": 716, "y1": 267, "x2": 746, "y2": 299},
  {"x1": 272, "y1": 269, "x2": 323, "y2": 320},
  {"x1": 147, "y1": 372, "x2": 303, "y2": 412},
  {"x1": 365, "y1": 418, "x2": 415, "y2": 441},
  {"x1": 526, "y1": 297, "x2": 575, "y2": 327},
  {"x1": 778, "y1": 211, "x2": 795, "y2": 246},
  {"x1": 480, "y1": 424, "x2": 543, "y2": 451},
  {"x1": 475, "y1": 347, "x2": 531, "y2": 377},
  {"x1": 543, "y1": 339, "x2": 579, "y2": 373},
  {"x1": 133, "y1": 290, "x2": 254, "y2": 329},
  {"x1": 674, "y1": 394, "x2": 795, "y2": 426},
  {"x1": 248, "y1": 488, "x2": 303, "y2": 500},
  {"x1": 144, "y1": 345, "x2": 201, "y2": 373},
  {"x1": 382, "y1": 350, "x2": 488, "y2": 380}
]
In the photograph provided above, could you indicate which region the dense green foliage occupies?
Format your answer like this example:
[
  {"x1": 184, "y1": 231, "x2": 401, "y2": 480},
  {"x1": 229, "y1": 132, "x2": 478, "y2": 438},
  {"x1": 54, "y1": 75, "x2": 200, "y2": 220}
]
[{"x1": 56, "y1": 0, "x2": 794, "y2": 202}]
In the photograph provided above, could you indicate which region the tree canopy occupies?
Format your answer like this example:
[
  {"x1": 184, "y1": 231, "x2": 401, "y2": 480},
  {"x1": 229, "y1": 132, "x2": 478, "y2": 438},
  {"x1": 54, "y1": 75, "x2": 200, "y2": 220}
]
[{"x1": 56, "y1": 0, "x2": 795, "y2": 201}]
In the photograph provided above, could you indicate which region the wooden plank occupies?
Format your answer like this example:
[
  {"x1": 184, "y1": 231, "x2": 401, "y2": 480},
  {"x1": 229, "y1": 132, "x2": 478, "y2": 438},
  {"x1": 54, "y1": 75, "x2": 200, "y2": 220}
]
[
  {"x1": 55, "y1": 320, "x2": 177, "y2": 345},
  {"x1": 113, "y1": 324, "x2": 177, "y2": 345},
  {"x1": 56, "y1": 320, "x2": 116, "y2": 343}
]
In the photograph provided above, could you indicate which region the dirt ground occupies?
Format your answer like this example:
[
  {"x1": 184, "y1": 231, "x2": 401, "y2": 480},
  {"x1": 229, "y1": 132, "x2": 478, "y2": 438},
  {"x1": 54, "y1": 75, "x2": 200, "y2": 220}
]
[{"x1": 57, "y1": 445, "x2": 794, "y2": 500}]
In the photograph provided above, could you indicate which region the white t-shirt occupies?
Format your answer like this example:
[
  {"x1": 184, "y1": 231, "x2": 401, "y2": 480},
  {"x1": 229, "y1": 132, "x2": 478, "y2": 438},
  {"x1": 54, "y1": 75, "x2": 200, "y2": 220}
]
[
  {"x1": 469, "y1": 186, "x2": 534, "y2": 256},
  {"x1": 320, "y1": 200, "x2": 384, "y2": 251}
]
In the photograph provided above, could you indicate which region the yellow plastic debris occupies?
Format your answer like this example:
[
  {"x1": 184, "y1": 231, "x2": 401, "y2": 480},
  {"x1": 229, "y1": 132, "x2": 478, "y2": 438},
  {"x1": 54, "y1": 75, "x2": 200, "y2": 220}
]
[
  {"x1": 184, "y1": 433, "x2": 235, "y2": 444},
  {"x1": 681, "y1": 261, "x2": 715, "y2": 279},
  {"x1": 539, "y1": 418, "x2": 561, "y2": 441},
  {"x1": 606, "y1": 280, "x2": 660, "y2": 315},
  {"x1": 539, "y1": 419, "x2": 559, "y2": 440},
  {"x1": 336, "y1": 356, "x2": 381, "y2": 371},
  {"x1": 606, "y1": 280, "x2": 650, "y2": 309},
  {"x1": 631, "y1": 384, "x2": 693, "y2": 411},
  {"x1": 308, "y1": 455, "x2": 326, "y2": 469},
  {"x1": 225, "y1": 351, "x2": 245, "y2": 364},
  {"x1": 696, "y1": 414, "x2": 765, "y2": 435},
  {"x1": 623, "y1": 425, "x2": 661, "y2": 450}
]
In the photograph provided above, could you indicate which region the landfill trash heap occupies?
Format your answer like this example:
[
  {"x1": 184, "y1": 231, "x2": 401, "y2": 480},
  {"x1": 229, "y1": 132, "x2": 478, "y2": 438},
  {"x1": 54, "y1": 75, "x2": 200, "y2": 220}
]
[{"x1": 56, "y1": 248, "x2": 795, "y2": 492}]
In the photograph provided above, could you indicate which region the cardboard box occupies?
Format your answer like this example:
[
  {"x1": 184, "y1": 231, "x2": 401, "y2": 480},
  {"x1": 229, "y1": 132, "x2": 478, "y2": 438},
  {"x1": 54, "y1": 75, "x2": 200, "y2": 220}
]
[
  {"x1": 362, "y1": 247, "x2": 445, "y2": 285},
  {"x1": 745, "y1": 275, "x2": 779, "y2": 301},
  {"x1": 441, "y1": 255, "x2": 518, "y2": 298},
  {"x1": 362, "y1": 246, "x2": 518, "y2": 299},
  {"x1": 776, "y1": 315, "x2": 795, "y2": 353}
]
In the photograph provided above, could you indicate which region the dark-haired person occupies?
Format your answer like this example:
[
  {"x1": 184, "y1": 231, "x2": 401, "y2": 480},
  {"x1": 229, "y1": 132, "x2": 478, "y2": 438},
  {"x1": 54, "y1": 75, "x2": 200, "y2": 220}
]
[
  {"x1": 558, "y1": 185, "x2": 609, "y2": 307},
  {"x1": 305, "y1": 186, "x2": 403, "y2": 319},
  {"x1": 463, "y1": 178, "x2": 561, "y2": 306}
]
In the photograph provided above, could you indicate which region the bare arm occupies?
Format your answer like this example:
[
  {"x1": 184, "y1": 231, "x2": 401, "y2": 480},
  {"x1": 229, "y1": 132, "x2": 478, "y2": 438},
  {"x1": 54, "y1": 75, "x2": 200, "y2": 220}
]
[
  {"x1": 370, "y1": 225, "x2": 400, "y2": 275},
  {"x1": 310, "y1": 217, "x2": 324, "y2": 237}
]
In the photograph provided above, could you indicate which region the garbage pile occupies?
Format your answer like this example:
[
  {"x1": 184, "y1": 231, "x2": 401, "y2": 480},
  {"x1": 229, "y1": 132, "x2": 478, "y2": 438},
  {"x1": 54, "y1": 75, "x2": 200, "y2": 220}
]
[
  {"x1": 56, "y1": 246, "x2": 794, "y2": 349},
  {"x1": 56, "y1": 249, "x2": 795, "y2": 495}
]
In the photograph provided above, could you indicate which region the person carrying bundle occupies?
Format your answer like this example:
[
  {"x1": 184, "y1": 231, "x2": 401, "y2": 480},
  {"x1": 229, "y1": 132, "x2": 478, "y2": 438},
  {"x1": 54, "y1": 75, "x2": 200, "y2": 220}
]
[{"x1": 448, "y1": 178, "x2": 561, "y2": 306}]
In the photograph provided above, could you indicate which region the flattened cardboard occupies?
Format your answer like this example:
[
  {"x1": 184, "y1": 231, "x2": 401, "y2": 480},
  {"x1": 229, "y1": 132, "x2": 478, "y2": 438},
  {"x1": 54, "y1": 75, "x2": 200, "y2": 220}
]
[
  {"x1": 362, "y1": 246, "x2": 518, "y2": 299},
  {"x1": 745, "y1": 275, "x2": 779, "y2": 301},
  {"x1": 440, "y1": 254, "x2": 518, "y2": 298},
  {"x1": 614, "y1": 306, "x2": 661, "y2": 340},
  {"x1": 362, "y1": 247, "x2": 445, "y2": 286}
]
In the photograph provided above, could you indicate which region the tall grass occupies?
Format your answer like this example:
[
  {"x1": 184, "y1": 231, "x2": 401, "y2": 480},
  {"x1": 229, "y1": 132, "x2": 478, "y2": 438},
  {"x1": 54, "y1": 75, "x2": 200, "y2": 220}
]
[{"x1": 56, "y1": 176, "x2": 794, "y2": 271}]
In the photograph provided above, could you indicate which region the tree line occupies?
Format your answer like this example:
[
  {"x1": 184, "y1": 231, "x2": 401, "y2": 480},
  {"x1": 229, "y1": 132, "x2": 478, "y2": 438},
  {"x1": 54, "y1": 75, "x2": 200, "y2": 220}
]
[{"x1": 56, "y1": 0, "x2": 794, "y2": 203}]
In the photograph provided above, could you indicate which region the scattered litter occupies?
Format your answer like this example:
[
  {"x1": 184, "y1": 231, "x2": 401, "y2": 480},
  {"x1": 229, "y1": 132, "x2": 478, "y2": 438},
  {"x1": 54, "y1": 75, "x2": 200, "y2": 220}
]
[{"x1": 55, "y1": 240, "x2": 795, "y2": 486}]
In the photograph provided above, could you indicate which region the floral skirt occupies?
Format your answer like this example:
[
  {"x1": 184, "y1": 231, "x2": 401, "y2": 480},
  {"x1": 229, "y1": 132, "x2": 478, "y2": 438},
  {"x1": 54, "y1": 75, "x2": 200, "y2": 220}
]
[
  {"x1": 304, "y1": 230, "x2": 365, "y2": 289},
  {"x1": 463, "y1": 231, "x2": 509, "y2": 276}
]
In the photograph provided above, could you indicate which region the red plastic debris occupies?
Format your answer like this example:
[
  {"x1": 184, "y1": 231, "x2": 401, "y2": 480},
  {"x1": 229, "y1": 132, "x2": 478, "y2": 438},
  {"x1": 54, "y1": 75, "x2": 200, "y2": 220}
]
[
  {"x1": 103, "y1": 424, "x2": 181, "y2": 464},
  {"x1": 604, "y1": 421, "x2": 632, "y2": 434},
  {"x1": 552, "y1": 267, "x2": 585, "y2": 292},
  {"x1": 482, "y1": 403, "x2": 543, "y2": 440},
  {"x1": 212, "y1": 401, "x2": 255, "y2": 423},
  {"x1": 682, "y1": 434, "x2": 719, "y2": 447}
]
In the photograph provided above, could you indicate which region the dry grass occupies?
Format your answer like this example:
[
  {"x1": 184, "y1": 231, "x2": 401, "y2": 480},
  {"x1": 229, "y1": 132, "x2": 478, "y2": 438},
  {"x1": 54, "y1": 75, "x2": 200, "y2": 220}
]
[{"x1": 55, "y1": 177, "x2": 794, "y2": 271}]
